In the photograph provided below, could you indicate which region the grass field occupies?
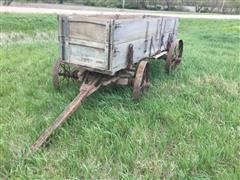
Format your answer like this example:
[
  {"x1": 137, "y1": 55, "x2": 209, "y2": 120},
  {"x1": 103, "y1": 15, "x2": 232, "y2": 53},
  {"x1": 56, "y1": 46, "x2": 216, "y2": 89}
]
[{"x1": 0, "y1": 13, "x2": 240, "y2": 179}]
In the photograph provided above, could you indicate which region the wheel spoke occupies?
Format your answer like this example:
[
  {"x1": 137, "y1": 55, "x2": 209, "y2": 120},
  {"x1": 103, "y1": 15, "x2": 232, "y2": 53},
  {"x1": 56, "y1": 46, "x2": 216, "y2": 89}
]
[{"x1": 166, "y1": 40, "x2": 183, "y2": 74}]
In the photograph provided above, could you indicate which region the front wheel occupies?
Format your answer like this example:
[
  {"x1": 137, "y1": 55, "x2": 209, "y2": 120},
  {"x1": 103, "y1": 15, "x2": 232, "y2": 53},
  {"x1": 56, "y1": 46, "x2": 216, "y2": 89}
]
[
  {"x1": 52, "y1": 60, "x2": 74, "y2": 89},
  {"x1": 52, "y1": 59, "x2": 63, "y2": 89},
  {"x1": 132, "y1": 60, "x2": 150, "y2": 100}
]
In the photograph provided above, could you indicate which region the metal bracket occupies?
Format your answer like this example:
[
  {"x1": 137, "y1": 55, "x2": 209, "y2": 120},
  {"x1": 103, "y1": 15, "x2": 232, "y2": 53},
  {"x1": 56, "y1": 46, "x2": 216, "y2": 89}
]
[
  {"x1": 155, "y1": 19, "x2": 160, "y2": 40},
  {"x1": 58, "y1": 15, "x2": 69, "y2": 61},
  {"x1": 144, "y1": 21, "x2": 150, "y2": 53},
  {"x1": 127, "y1": 44, "x2": 134, "y2": 69},
  {"x1": 115, "y1": 23, "x2": 121, "y2": 29},
  {"x1": 159, "y1": 19, "x2": 166, "y2": 50},
  {"x1": 167, "y1": 33, "x2": 173, "y2": 51}
]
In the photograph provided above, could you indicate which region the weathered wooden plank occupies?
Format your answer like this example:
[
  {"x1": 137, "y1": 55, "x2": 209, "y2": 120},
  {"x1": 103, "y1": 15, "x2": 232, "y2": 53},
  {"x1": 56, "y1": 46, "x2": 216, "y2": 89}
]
[
  {"x1": 112, "y1": 38, "x2": 148, "y2": 69},
  {"x1": 69, "y1": 44, "x2": 107, "y2": 70},
  {"x1": 69, "y1": 22, "x2": 106, "y2": 43},
  {"x1": 113, "y1": 18, "x2": 159, "y2": 44},
  {"x1": 111, "y1": 30, "x2": 171, "y2": 72},
  {"x1": 69, "y1": 38, "x2": 105, "y2": 49}
]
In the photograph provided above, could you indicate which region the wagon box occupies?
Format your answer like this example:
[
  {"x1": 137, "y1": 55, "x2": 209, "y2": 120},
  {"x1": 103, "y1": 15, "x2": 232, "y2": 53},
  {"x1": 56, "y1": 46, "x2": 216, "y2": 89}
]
[
  {"x1": 59, "y1": 14, "x2": 179, "y2": 75},
  {"x1": 27, "y1": 14, "x2": 183, "y2": 155}
]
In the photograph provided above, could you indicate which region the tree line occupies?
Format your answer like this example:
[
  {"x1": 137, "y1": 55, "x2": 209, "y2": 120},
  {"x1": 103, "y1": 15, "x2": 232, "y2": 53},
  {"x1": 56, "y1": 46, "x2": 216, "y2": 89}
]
[{"x1": 2, "y1": 0, "x2": 240, "y2": 14}]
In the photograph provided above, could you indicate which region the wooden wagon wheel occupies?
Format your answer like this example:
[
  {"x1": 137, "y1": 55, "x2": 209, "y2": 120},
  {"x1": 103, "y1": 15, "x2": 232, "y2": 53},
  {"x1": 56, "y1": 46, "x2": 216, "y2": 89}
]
[
  {"x1": 133, "y1": 60, "x2": 150, "y2": 100},
  {"x1": 52, "y1": 59, "x2": 62, "y2": 89},
  {"x1": 52, "y1": 59, "x2": 76, "y2": 89},
  {"x1": 165, "y1": 39, "x2": 183, "y2": 74}
]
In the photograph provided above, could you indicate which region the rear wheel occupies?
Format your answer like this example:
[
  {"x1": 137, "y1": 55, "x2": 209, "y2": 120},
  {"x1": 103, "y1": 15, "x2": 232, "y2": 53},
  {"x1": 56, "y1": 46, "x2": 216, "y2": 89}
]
[{"x1": 166, "y1": 39, "x2": 183, "y2": 74}]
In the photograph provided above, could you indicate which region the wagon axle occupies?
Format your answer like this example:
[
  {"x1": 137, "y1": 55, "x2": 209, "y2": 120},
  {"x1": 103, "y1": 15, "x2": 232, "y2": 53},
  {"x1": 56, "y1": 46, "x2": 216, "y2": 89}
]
[{"x1": 58, "y1": 69, "x2": 79, "y2": 79}]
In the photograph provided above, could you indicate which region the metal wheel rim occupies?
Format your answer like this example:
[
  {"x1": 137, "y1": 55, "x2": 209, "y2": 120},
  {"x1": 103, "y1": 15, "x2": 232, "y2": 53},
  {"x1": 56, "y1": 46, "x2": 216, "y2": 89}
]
[
  {"x1": 166, "y1": 39, "x2": 183, "y2": 74},
  {"x1": 52, "y1": 60, "x2": 72, "y2": 89},
  {"x1": 133, "y1": 61, "x2": 149, "y2": 100},
  {"x1": 52, "y1": 59, "x2": 62, "y2": 89}
]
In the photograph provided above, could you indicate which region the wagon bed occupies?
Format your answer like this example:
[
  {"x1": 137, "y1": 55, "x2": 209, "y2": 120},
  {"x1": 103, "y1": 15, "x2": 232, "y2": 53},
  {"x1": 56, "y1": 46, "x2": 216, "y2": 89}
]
[{"x1": 59, "y1": 14, "x2": 179, "y2": 75}]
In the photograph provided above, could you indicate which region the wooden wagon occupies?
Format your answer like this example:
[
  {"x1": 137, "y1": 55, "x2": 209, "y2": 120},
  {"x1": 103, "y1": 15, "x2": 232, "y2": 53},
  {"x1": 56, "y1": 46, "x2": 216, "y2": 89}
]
[{"x1": 28, "y1": 14, "x2": 183, "y2": 155}]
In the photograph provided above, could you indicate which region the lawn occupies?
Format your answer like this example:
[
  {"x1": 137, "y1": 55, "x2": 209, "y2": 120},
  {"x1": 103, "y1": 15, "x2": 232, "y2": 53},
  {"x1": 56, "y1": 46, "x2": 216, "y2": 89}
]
[{"x1": 0, "y1": 13, "x2": 239, "y2": 179}]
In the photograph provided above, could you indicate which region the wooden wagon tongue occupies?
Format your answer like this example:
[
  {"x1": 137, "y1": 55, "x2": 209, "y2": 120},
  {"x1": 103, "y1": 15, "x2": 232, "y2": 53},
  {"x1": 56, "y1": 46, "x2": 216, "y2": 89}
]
[{"x1": 26, "y1": 73, "x2": 120, "y2": 156}]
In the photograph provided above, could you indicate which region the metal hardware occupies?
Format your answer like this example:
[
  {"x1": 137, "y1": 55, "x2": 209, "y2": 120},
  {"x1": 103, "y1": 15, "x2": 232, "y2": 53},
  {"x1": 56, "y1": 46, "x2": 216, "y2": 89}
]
[{"x1": 127, "y1": 44, "x2": 134, "y2": 69}]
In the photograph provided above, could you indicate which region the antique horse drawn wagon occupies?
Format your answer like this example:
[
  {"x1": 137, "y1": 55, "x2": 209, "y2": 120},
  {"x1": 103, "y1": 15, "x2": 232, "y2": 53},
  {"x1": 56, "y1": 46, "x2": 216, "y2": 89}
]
[{"x1": 28, "y1": 14, "x2": 183, "y2": 154}]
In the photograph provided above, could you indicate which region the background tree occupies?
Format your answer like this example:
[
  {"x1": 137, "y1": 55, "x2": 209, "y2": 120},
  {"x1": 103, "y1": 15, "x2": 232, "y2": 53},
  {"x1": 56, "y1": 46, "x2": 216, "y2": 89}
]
[
  {"x1": 194, "y1": 0, "x2": 208, "y2": 12},
  {"x1": 209, "y1": 0, "x2": 219, "y2": 12},
  {"x1": 220, "y1": 0, "x2": 225, "y2": 13},
  {"x1": 3, "y1": 0, "x2": 14, "y2": 6},
  {"x1": 165, "y1": 0, "x2": 173, "y2": 10}
]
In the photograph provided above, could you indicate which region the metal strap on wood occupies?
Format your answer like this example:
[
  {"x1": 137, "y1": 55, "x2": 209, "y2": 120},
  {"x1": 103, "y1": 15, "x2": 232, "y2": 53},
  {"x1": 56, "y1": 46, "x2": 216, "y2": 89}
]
[
  {"x1": 59, "y1": 15, "x2": 69, "y2": 61},
  {"x1": 149, "y1": 36, "x2": 156, "y2": 56},
  {"x1": 159, "y1": 19, "x2": 166, "y2": 51},
  {"x1": 107, "y1": 21, "x2": 112, "y2": 70},
  {"x1": 155, "y1": 19, "x2": 160, "y2": 40},
  {"x1": 144, "y1": 21, "x2": 150, "y2": 53}
]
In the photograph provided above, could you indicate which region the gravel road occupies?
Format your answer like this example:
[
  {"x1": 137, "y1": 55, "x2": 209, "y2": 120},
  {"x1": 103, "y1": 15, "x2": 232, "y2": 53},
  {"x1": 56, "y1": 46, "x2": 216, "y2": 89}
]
[{"x1": 1, "y1": 3, "x2": 240, "y2": 20}]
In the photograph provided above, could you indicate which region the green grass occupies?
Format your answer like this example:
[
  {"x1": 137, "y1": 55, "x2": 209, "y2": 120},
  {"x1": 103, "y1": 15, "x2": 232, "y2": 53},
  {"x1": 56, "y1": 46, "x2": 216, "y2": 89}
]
[
  {"x1": 0, "y1": 13, "x2": 57, "y2": 33},
  {"x1": 0, "y1": 13, "x2": 240, "y2": 179}
]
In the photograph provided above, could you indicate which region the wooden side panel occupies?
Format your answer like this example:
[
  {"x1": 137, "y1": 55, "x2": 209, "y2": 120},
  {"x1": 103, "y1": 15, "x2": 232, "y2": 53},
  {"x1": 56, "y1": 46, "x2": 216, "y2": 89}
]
[
  {"x1": 69, "y1": 21, "x2": 106, "y2": 43},
  {"x1": 69, "y1": 44, "x2": 106, "y2": 69},
  {"x1": 113, "y1": 19, "x2": 158, "y2": 44},
  {"x1": 112, "y1": 38, "x2": 149, "y2": 68},
  {"x1": 159, "y1": 18, "x2": 179, "y2": 51},
  {"x1": 110, "y1": 17, "x2": 179, "y2": 74},
  {"x1": 61, "y1": 17, "x2": 110, "y2": 70}
]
